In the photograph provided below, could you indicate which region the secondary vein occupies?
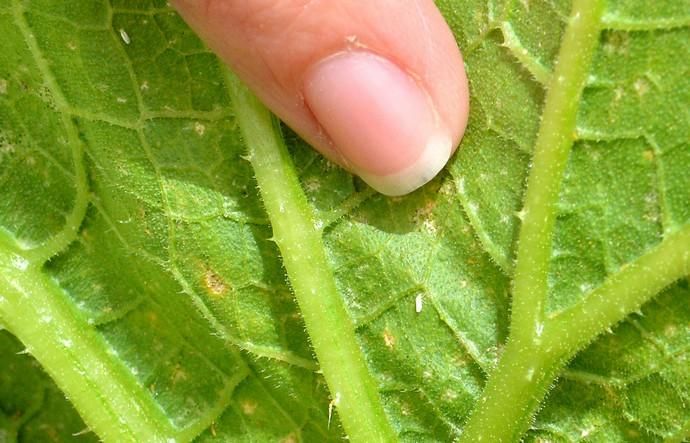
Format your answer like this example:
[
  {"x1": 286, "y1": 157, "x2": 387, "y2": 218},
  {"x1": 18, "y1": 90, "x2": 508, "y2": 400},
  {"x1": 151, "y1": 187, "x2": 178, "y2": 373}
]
[
  {"x1": 546, "y1": 224, "x2": 690, "y2": 351},
  {"x1": 12, "y1": 0, "x2": 89, "y2": 265}
]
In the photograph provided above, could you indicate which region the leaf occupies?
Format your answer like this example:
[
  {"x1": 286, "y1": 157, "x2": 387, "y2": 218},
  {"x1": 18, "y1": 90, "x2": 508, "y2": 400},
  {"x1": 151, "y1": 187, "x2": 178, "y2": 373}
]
[{"x1": 0, "y1": 0, "x2": 688, "y2": 442}]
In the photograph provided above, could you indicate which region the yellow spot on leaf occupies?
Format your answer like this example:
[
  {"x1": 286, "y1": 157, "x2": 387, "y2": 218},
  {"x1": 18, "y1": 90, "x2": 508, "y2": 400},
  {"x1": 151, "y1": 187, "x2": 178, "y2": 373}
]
[
  {"x1": 634, "y1": 78, "x2": 649, "y2": 96},
  {"x1": 146, "y1": 310, "x2": 159, "y2": 324},
  {"x1": 241, "y1": 400, "x2": 257, "y2": 415},
  {"x1": 203, "y1": 269, "x2": 228, "y2": 297},
  {"x1": 383, "y1": 328, "x2": 396, "y2": 349},
  {"x1": 171, "y1": 364, "x2": 188, "y2": 384},
  {"x1": 664, "y1": 323, "x2": 677, "y2": 337}
]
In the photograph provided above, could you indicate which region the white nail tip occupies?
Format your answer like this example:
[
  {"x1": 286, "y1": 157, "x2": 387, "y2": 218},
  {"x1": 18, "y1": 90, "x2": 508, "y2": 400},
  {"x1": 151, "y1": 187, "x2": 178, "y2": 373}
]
[{"x1": 357, "y1": 132, "x2": 452, "y2": 197}]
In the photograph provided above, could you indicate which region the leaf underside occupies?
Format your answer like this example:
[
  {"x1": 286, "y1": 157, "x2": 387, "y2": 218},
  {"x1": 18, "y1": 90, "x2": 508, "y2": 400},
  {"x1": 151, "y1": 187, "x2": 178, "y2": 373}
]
[{"x1": 0, "y1": 0, "x2": 689, "y2": 442}]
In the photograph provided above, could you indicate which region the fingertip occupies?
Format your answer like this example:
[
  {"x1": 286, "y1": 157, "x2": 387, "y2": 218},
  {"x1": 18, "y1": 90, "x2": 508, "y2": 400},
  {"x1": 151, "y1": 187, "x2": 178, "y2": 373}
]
[
  {"x1": 304, "y1": 51, "x2": 455, "y2": 196},
  {"x1": 172, "y1": 0, "x2": 470, "y2": 196},
  {"x1": 358, "y1": 132, "x2": 453, "y2": 196}
]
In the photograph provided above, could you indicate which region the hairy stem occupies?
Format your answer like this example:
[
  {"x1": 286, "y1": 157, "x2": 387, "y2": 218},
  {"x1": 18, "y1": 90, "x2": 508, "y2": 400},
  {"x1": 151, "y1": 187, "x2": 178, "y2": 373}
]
[
  {"x1": 461, "y1": 0, "x2": 604, "y2": 440},
  {"x1": 0, "y1": 250, "x2": 175, "y2": 442},
  {"x1": 460, "y1": 0, "x2": 690, "y2": 440},
  {"x1": 457, "y1": 339, "x2": 562, "y2": 442},
  {"x1": 460, "y1": 226, "x2": 690, "y2": 441},
  {"x1": 546, "y1": 225, "x2": 690, "y2": 351},
  {"x1": 509, "y1": 0, "x2": 605, "y2": 344},
  {"x1": 225, "y1": 72, "x2": 395, "y2": 443}
]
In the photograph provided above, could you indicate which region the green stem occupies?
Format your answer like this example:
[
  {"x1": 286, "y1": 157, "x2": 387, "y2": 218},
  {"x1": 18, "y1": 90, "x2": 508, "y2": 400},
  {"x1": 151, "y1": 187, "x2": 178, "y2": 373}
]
[
  {"x1": 0, "y1": 250, "x2": 175, "y2": 442},
  {"x1": 0, "y1": 229, "x2": 21, "y2": 255},
  {"x1": 459, "y1": 226, "x2": 690, "y2": 441},
  {"x1": 510, "y1": 0, "x2": 604, "y2": 344},
  {"x1": 546, "y1": 225, "x2": 690, "y2": 351},
  {"x1": 461, "y1": 0, "x2": 605, "y2": 440},
  {"x1": 225, "y1": 73, "x2": 395, "y2": 442},
  {"x1": 457, "y1": 339, "x2": 562, "y2": 442}
]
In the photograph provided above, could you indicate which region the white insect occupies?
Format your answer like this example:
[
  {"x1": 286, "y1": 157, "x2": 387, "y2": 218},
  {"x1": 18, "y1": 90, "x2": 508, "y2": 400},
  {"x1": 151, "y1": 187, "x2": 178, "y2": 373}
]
[
  {"x1": 415, "y1": 294, "x2": 423, "y2": 313},
  {"x1": 119, "y1": 29, "x2": 131, "y2": 45}
]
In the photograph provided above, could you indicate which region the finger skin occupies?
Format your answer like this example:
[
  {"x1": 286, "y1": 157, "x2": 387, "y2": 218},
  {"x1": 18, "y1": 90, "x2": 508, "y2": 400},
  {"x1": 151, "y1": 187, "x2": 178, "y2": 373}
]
[{"x1": 173, "y1": 0, "x2": 469, "y2": 191}]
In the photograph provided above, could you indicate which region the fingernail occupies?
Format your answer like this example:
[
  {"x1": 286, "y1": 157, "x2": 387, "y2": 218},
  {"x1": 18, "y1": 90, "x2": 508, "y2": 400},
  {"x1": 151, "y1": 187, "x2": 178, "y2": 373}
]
[{"x1": 304, "y1": 51, "x2": 452, "y2": 196}]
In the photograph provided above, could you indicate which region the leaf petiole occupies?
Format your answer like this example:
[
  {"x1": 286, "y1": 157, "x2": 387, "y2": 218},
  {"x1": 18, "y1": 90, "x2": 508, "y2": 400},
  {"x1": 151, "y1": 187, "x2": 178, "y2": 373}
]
[
  {"x1": 0, "y1": 249, "x2": 177, "y2": 442},
  {"x1": 225, "y1": 72, "x2": 396, "y2": 443}
]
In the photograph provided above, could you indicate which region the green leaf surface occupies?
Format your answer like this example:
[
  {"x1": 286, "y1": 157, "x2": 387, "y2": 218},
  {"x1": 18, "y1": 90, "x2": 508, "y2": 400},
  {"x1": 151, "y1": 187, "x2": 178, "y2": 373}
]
[{"x1": 0, "y1": 0, "x2": 688, "y2": 442}]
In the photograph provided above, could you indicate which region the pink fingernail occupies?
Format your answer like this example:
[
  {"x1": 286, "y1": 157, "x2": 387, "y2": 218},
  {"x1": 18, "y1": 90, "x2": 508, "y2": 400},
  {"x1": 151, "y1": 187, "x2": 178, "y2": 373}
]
[{"x1": 304, "y1": 51, "x2": 452, "y2": 196}]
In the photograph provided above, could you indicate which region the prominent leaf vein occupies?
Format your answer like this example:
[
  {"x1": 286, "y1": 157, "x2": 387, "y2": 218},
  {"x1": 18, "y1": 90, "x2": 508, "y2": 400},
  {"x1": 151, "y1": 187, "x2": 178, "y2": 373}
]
[
  {"x1": 12, "y1": 1, "x2": 89, "y2": 264},
  {"x1": 225, "y1": 72, "x2": 395, "y2": 442}
]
